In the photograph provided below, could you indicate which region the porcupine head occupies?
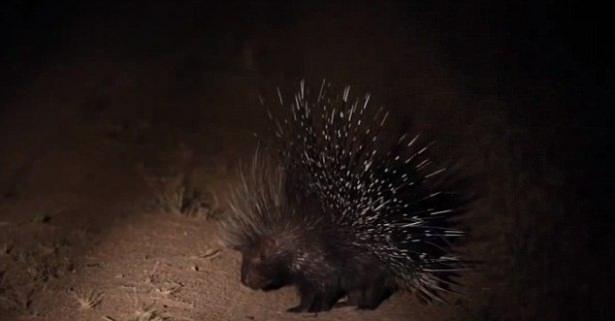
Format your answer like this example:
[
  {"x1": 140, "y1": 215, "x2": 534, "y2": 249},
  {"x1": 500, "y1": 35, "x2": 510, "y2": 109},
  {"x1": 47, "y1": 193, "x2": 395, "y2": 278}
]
[
  {"x1": 219, "y1": 152, "x2": 360, "y2": 313},
  {"x1": 220, "y1": 153, "x2": 325, "y2": 291}
]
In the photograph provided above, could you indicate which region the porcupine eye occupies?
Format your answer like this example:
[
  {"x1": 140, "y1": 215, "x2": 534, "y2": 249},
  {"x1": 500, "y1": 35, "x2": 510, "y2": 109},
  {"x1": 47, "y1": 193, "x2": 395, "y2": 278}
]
[
  {"x1": 258, "y1": 251, "x2": 266, "y2": 262},
  {"x1": 255, "y1": 237, "x2": 276, "y2": 264},
  {"x1": 250, "y1": 249, "x2": 265, "y2": 264}
]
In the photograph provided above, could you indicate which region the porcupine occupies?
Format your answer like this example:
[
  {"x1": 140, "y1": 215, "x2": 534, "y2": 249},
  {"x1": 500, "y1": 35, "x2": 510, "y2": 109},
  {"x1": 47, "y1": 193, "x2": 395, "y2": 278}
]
[{"x1": 220, "y1": 80, "x2": 466, "y2": 313}]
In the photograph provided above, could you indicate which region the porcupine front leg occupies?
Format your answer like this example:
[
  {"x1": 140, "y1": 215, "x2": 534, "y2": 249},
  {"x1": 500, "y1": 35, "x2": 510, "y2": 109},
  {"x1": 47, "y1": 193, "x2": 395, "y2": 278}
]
[
  {"x1": 347, "y1": 274, "x2": 395, "y2": 309},
  {"x1": 287, "y1": 283, "x2": 316, "y2": 313},
  {"x1": 288, "y1": 281, "x2": 343, "y2": 313},
  {"x1": 307, "y1": 287, "x2": 344, "y2": 312},
  {"x1": 349, "y1": 284, "x2": 394, "y2": 309}
]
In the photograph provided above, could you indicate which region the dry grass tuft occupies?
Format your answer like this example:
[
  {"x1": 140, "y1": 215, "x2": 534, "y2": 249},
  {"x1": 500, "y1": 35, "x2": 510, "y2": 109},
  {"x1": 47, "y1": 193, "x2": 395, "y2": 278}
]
[
  {"x1": 154, "y1": 281, "x2": 183, "y2": 296},
  {"x1": 129, "y1": 306, "x2": 166, "y2": 321},
  {"x1": 140, "y1": 169, "x2": 217, "y2": 218},
  {"x1": 73, "y1": 289, "x2": 104, "y2": 310}
]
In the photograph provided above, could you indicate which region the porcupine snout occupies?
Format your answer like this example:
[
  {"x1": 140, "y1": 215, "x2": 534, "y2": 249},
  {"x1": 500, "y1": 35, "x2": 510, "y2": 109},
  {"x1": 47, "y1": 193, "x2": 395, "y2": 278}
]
[
  {"x1": 240, "y1": 257, "x2": 268, "y2": 290},
  {"x1": 239, "y1": 242, "x2": 290, "y2": 291}
]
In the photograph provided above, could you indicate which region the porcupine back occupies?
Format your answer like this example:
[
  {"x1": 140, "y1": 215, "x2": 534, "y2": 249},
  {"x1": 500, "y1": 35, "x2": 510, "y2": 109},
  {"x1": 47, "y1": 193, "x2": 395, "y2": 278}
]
[{"x1": 262, "y1": 80, "x2": 465, "y2": 302}]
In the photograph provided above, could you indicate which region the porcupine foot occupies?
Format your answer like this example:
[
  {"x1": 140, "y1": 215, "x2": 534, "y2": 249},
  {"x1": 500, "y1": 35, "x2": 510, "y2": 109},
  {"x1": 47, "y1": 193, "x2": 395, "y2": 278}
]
[{"x1": 287, "y1": 283, "x2": 343, "y2": 313}]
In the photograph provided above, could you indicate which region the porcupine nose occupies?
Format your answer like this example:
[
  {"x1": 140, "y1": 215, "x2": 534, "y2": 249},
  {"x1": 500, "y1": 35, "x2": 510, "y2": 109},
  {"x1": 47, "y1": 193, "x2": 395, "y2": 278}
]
[
  {"x1": 240, "y1": 265, "x2": 249, "y2": 286},
  {"x1": 240, "y1": 272, "x2": 263, "y2": 290},
  {"x1": 240, "y1": 264, "x2": 261, "y2": 289}
]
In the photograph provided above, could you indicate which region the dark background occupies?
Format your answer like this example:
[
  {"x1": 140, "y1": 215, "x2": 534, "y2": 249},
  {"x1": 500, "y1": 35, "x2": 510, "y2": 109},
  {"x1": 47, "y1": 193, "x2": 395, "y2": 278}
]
[{"x1": 1, "y1": 1, "x2": 613, "y2": 320}]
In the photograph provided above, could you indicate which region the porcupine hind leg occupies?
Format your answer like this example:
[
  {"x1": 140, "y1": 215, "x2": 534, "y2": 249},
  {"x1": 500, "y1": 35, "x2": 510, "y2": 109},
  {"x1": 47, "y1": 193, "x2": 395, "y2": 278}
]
[{"x1": 288, "y1": 280, "x2": 343, "y2": 313}]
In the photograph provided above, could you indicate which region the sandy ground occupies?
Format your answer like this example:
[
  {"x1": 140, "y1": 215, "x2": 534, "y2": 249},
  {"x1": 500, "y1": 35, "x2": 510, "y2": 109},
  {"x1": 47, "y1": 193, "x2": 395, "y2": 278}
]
[{"x1": 0, "y1": 204, "x2": 459, "y2": 321}]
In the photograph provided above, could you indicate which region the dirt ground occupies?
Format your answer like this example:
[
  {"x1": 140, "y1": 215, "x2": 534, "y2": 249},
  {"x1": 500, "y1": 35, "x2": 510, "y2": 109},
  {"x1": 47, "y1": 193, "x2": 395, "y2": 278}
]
[{"x1": 1, "y1": 2, "x2": 611, "y2": 321}]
